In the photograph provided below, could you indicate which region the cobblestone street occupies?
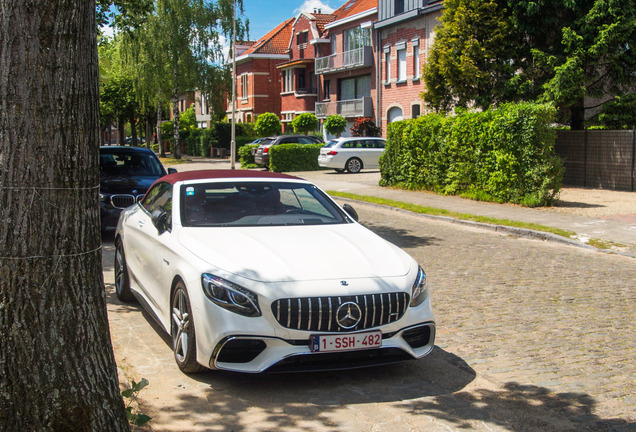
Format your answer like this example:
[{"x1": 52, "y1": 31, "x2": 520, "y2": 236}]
[{"x1": 105, "y1": 198, "x2": 635, "y2": 431}]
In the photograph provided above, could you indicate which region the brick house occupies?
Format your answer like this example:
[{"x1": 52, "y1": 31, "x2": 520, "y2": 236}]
[
  {"x1": 277, "y1": 11, "x2": 336, "y2": 133},
  {"x1": 374, "y1": 0, "x2": 443, "y2": 135},
  {"x1": 226, "y1": 20, "x2": 294, "y2": 124},
  {"x1": 314, "y1": 0, "x2": 379, "y2": 139}
]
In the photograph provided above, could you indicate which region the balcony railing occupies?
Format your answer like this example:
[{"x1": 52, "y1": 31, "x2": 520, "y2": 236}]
[
  {"x1": 315, "y1": 46, "x2": 373, "y2": 75},
  {"x1": 315, "y1": 97, "x2": 373, "y2": 119}
]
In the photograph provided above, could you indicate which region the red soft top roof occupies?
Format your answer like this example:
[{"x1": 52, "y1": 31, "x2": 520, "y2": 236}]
[{"x1": 156, "y1": 169, "x2": 301, "y2": 186}]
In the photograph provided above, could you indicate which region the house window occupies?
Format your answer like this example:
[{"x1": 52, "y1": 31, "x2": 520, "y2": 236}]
[
  {"x1": 344, "y1": 27, "x2": 371, "y2": 52},
  {"x1": 297, "y1": 31, "x2": 308, "y2": 46},
  {"x1": 384, "y1": 50, "x2": 391, "y2": 83},
  {"x1": 331, "y1": 35, "x2": 337, "y2": 54},
  {"x1": 323, "y1": 79, "x2": 331, "y2": 100},
  {"x1": 283, "y1": 69, "x2": 294, "y2": 93},
  {"x1": 339, "y1": 75, "x2": 371, "y2": 100},
  {"x1": 397, "y1": 48, "x2": 407, "y2": 82},
  {"x1": 241, "y1": 74, "x2": 248, "y2": 99},
  {"x1": 412, "y1": 104, "x2": 421, "y2": 119},
  {"x1": 413, "y1": 44, "x2": 421, "y2": 79},
  {"x1": 298, "y1": 71, "x2": 306, "y2": 92},
  {"x1": 395, "y1": 0, "x2": 404, "y2": 15}
]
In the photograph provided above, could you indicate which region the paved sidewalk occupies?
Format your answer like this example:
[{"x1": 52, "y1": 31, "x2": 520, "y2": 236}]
[{"x1": 164, "y1": 158, "x2": 636, "y2": 257}]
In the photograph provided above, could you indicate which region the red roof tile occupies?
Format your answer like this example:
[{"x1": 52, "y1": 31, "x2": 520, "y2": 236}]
[
  {"x1": 332, "y1": 0, "x2": 377, "y2": 22},
  {"x1": 242, "y1": 18, "x2": 295, "y2": 56}
]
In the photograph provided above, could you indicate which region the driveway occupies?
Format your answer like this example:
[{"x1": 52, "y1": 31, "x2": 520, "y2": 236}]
[{"x1": 104, "y1": 199, "x2": 635, "y2": 431}]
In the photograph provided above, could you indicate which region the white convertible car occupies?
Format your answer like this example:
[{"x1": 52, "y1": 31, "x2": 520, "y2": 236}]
[{"x1": 114, "y1": 170, "x2": 435, "y2": 373}]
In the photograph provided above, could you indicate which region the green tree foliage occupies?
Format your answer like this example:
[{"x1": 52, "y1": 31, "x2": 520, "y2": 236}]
[
  {"x1": 291, "y1": 113, "x2": 319, "y2": 135},
  {"x1": 423, "y1": 0, "x2": 636, "y2": 129},
  {"x1": 121, "y1": 0, "x2": 247, "y2": 158},
  {"x1": 422, "y1": 0, "x2": 523, "y2": 112},
  {"x1": 255, "y1": 112, "x2": 282, "y2": 137},
  {"x1": 323, "y1": 114, "x2": 347, "y2": 137},
  {"x1": 179, "y1": 104, "x2": 197, "y2": 132},
  {"x1": 98, "y1": 36, "x2": 140, "y2": 144}
]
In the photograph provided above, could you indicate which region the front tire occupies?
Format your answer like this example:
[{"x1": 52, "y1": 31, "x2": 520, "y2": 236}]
[
  {"x1": 171, "y1": 282, "x2": 205, "y2": 373},
  {"x1": 114, "y1": 239, "x2": 135, "y2": 302},
  {"x1": 346, "y1": 157, "x2": 362, "y2": 173}
]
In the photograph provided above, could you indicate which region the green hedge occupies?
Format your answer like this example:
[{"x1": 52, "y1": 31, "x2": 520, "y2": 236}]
[
  {"x1": 238, "y1": 144, "x2": 259, "y2": 168},
  {"x1": 380, "y1": 103, "x2": 563, "y2": 207},
  {"x1": 269, "y1": 143, "x2": 323, "y2": 173}
]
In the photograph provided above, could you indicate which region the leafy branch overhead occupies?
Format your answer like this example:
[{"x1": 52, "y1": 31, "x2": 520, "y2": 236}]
[{"x1": 423, "y1": 0, "x2": 636, "y2": 129}]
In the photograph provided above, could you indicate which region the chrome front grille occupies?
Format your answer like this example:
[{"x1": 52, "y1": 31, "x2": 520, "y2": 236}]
[
  {"x1": 110, "y1": 194, "x2": 144, "y2": 209},
  {"x1": 271, "y1": 292, "x2": 410, "y2": 332}
]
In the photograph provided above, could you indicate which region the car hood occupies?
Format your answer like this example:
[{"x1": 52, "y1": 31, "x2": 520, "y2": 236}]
[
  {"x1": 100, "y1": 175, "x2": 160, "y2": 195},
  {"x1": 178, "y1": 224, "x2": 412, "y2": 283}
]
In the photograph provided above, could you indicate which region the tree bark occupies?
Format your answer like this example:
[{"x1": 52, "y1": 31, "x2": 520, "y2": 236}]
[
  {"x1": 157, "y1": 96, "x2": 165, "y2": 158},
  {"x1": 0, "y1": 1, "x2": 130, "y2": 430}
]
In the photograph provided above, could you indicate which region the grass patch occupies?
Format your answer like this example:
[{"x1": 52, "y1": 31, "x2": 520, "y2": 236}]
[
  {"x1": 586, "y1": 238, "x2": 627, "y2": 250},
  {"x1": 328, "y1": 191, "x2": 576, "y2": 240},
  {"x1": 160, "y1": 157, "x2": 191, "y2": 165}
]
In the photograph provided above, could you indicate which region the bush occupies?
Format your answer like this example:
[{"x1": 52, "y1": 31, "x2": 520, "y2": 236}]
[
  {"x1": 351, "y1": 117, "x2": 381, "y2": 137},
  {"x1": 269, "y1": 143, "x2": 323, "y2": 172},
  {"x1": 324, "y1": 114, "x2": 347, "y2": 137},
  {"x1": 291, "y1": 113, "x2": 319, "y2": 135},
  {"x1": 379, "y1": 103, "x2": 563, "y2": 207},
  {"x1": 238, "y1": 144, "x2": 259, "y2": 168},
  {"x1": 255, "y1": 113, "x2": 282, "y2": 137}
]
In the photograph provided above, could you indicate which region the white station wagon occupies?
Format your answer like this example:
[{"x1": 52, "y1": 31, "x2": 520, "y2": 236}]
[
  {"x1": 115, "y1": 170, "x2": 435, "y2": 373},
  {"x1": 318, "y1": 137, "x2": 386, "y2": 173}
]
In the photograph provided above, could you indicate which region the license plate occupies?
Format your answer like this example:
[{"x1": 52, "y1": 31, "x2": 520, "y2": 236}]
[{"x1": 310, "y1": 331, "x2": 382, "y2": 353}]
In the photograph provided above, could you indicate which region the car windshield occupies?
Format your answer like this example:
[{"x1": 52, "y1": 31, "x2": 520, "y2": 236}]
[
  {"x1": 181, "y1": 181, "x2": 348, "y2": 227},
  {"x1": 100, "y1": 151, "x2": 165, "y2": 177}
]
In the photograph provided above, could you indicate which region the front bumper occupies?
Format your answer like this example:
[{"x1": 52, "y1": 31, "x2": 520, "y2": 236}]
[{"x1": 208, "y1": 322, "x2": 435, "y2": 373}]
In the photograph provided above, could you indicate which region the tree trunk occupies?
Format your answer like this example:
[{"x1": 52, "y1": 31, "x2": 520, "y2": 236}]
[
  {"x1": 118, "y1": 118, "x2": 126, "y2": 145},
  {"x1": 173, "y1": 98, "x2": 181, "y2": 159},
  {"x1": 157, "y1": 96, "x2": 165, "y2": 158},
  {"x1": 0, "y1": 1, "x2": 130, "y2": 431}
]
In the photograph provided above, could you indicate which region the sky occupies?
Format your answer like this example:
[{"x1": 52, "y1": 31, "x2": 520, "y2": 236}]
[{"x1": 241, "y1": 0, "x2": 339, "y2": 41}]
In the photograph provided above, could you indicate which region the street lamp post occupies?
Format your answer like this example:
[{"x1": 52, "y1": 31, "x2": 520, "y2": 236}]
[{"x1": 230, "y1": 0, "x2": 237, "y2": 169}]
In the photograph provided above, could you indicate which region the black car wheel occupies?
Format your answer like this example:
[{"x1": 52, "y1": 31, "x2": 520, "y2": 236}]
[
  {"x1": 114, "y1": 239, "x2": 135, "y2": 302},
  {"x1": 346, "y1": 158, "x2": 362, "y2": 173},
  {"x1": 171, "y1": 282, "x2": 205, "y2": 373}
]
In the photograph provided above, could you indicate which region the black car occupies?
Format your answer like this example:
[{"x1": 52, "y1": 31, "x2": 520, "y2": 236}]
[
  {"x1": 253, "y1": 135, "x2": 323, "y2": 167},
  {"x1": 100, "y1": 146, "x2": 175, "y2": 231}
]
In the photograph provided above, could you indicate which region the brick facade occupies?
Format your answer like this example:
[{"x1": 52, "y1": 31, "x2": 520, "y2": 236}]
[{"x1": 376, "y1": 7, "x2": 442, "y2": 137}]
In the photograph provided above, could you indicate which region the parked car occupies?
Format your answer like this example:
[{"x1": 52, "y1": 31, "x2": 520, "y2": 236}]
[
  {"x1": 114, "y1": 170, "x2": 435, "y2": 373},
  {"x1": 253, "y1": 135, "x2": 323, "y2": 167},
  {"x1": 100, "y1": 146, "x2": 175, "y2": 232},
  {"x1": 318, "y1": 137, "x2": 387, "y2": 173}
]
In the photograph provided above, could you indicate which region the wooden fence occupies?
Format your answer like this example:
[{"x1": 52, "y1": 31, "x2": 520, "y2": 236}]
[{"x1": 554, "y1": 129, "x2": 636, "y2": 191}]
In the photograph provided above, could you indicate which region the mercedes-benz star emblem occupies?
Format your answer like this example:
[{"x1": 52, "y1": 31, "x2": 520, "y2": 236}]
[{"x1": 336, "y1": 302, "x2": 362, "y2": 329}]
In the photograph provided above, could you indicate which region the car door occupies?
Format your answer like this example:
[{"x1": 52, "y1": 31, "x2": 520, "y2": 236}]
[
  {"x1": 124, "y1": 182, "x2": 173, "y2": 314},
  {"x1": 364, "y1": 139, "x2": 386, "y2": 169}
]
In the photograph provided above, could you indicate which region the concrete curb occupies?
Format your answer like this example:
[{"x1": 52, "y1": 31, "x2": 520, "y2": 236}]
[{"x1": 335, "y1": 197, "x2": 636, "y2": 259}]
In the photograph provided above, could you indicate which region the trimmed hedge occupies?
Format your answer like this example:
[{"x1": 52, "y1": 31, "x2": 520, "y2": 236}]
[
  {"x1": 380, "y1": 103, "x2": 563, "y2": 207},
  {"x1": 238, "y1": 144, "x2": 259, "y2": 168},
  {"x1": 269, "y1": 143, "x2": 323, "y2": 173}
]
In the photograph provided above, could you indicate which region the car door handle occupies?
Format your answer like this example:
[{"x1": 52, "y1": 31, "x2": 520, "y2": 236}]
[{"x1": 138, "y1": 220, "x2": 144, "y2": 228}]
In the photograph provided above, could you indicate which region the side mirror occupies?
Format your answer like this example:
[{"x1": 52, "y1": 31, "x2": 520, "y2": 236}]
[
  {"x1": 167, "y1": 168, "x2": 177, "y2": 174},
  {"x1": 151, "y1": 206, "x2": 169, "y2": 234},
  {"x1": 343, "y1": 203, "x2": 359, "y2": 222}
]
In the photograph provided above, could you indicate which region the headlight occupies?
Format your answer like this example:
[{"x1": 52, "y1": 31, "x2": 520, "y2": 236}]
[
  {"x1": 99, "y1": 193, "x2": 108, "y2": 202},
  {"x1": 201, "y1": 274, "x2": 261, "y2": 317},
  {"x1": 410, "y1": 266, "x2": 429, "y2": 307}
]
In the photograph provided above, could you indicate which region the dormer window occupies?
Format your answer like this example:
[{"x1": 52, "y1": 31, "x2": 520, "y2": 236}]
[{"x1": 297, "y1": 31, "x2": 308, "y2": 46}]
